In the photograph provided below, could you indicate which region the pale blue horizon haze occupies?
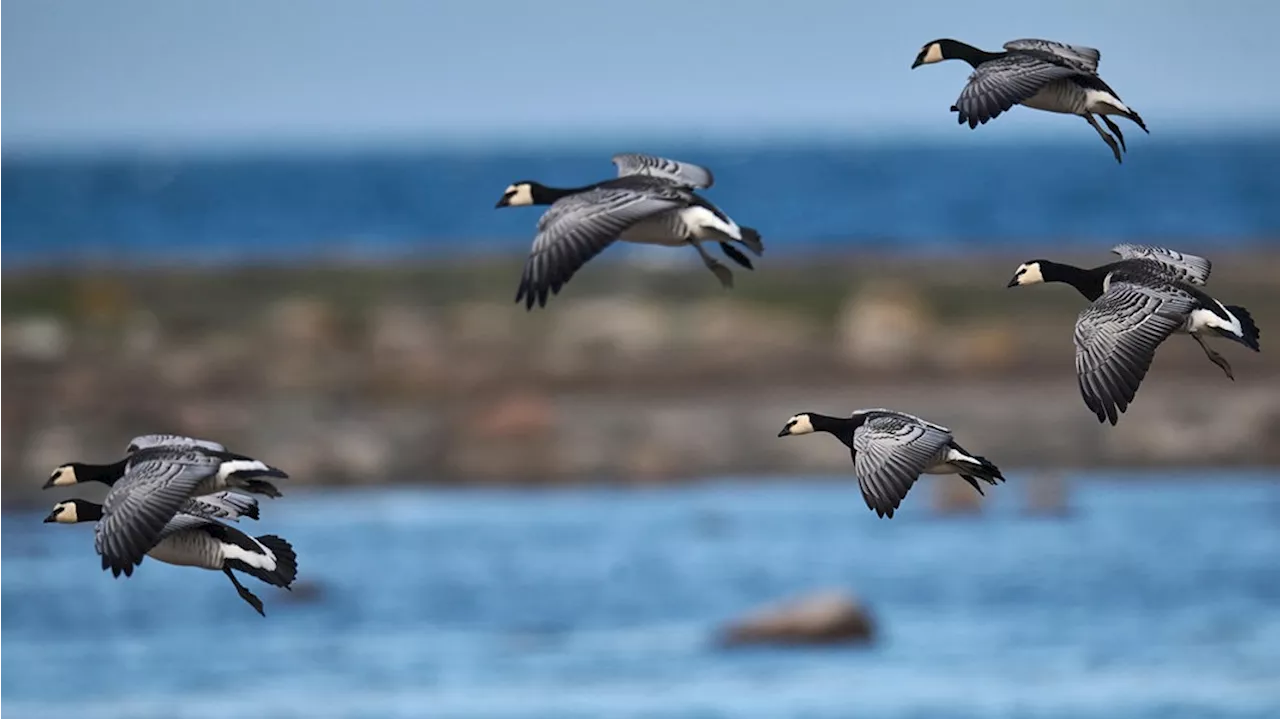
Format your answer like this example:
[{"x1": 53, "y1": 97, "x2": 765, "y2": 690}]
[{"x1": 4, "y1": 0, "x2": 1280, "y2": 155}]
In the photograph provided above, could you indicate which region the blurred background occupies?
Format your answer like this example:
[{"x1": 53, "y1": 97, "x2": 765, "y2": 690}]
[{"x1": 3, "y1": 1, "x2": 1279, "y2": 717}]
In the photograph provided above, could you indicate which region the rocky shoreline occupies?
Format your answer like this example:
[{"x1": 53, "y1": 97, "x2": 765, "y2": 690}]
[{"x1": 4, "y1": 253, "x2": 1278, "y2": 507}]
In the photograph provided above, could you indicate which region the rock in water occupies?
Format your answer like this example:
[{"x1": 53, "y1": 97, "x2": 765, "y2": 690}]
[{"x1": 718, "y1": 590, "x2": 875, "y2": 647}]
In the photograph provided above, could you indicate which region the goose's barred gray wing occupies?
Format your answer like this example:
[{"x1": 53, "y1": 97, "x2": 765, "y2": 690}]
[
  {"x1": 516, "y1": 186, "x2": 685, "y2": 309},
  {"x1": 851, "y1": 412, "x2": 953, "y2": 518},
  {"x1": 612, "y1": 153, "x2": 714, "y2": 189},
  {"x1": 952, "y1": 54, "x2": 1078, "y2": 128},
  {"x1": 1110, "y1": 244, "x2": 1212, "y2": 286},
  {"x1": 126, "y1": 434, "x2": 226, "y2": 454},
  {"x1": 183, "y1": 491, "x2": 259, "y2": 522},
  {"x1": 94, "y1": 450, "x2": 221, "y2": 577},
  {"x1": 1074, "y1": 283, "x2": 1198, "y2": 425},
  {"x1": 1003, "y1": 39, "x2": 1100, "y2": 72}
]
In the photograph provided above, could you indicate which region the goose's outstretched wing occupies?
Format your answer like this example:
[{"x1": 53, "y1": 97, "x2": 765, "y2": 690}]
[
  {"x1": 1110, "y1": 244, "x2": 1212, "y2": 286},
  {"x1": 182, "y1": 491, "x2": 260, "y2": 522},
  {"x1": 1003, "y1": 38, "x2": 1101, "y2": 73},
  {"x1": 851, "y1": 411, "x2": 953, "y2": 518},
  {"x1": 612, "y1": 153, "x2": 714, "y2": 189},
  {"x1": 126, "y1": 434, "x2": 227, "y2": 455},
  {"x1": 515, "y1": 186, "x2": 684, "y2": 309},
  {"x1": 94, "y1": 449, "x2": 221, "y2": 577},
  {"x1": 952, "y1": 54, "x2": 1077, "y2": 128},
  {"x1": 1074, "y1": 282, "x2": 1197, "y2": 425}
]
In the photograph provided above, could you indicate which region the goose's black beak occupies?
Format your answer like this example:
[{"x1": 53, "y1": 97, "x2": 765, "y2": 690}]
[
  {"x1": 777, "y1": 426, "x2": 792, "y2": 438},
  {"x1": 42, "y1": 476, "x2": 59, "y2": 489},
  {"x1": 495, "y1": 196, "x2": 511, "y2": 209},
  {"x1": 42, "y1": 511, "x2": 58, "y2": 523},
  {"x1": 1007, "y1": 276, "x2": 1021, "y2": 288},
  {"x1": 911, "y1": 57, "x2": 924, "y2": 69}
]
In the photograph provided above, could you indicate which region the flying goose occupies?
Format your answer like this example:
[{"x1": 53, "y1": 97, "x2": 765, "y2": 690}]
[
  {"x1": 43, "y1": 445, "x2": 288, "y2": 577},
  {"x1": 45, "y1": 498, "x2": 297, "y2": 616},
  {"x1": 1008, "y1": 246, "x2": 1260, "y2": 424},
  {"x1": 45, "y1": 443, "x2": 287, "y2": 499},
  {"x1": 777, "y1": 409, "x2": 1005, "y2": 518},
  {"x1": 495, "y1": 153, "x2": 763, "y2": 309},
  {"x1": 911, "y1": 38, "x2": 1147, "y2": 163}
]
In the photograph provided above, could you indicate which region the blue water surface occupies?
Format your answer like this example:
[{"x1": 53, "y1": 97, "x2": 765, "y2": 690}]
[
  {"x1": 3, "y1": 474, "x2": 1279, "y2": 719},
  {"x1": 3, "y1": 136, "x2": 1279, "y2": 267}
]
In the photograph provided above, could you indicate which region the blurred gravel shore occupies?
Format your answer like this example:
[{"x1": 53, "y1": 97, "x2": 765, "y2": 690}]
[{"x1": 5, "y1": 251, "x2": 1278, "y2": 507}]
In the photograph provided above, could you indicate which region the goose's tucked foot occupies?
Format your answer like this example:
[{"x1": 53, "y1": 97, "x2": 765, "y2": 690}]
[
  {"x1": 1192, "y1": 333, "x2": 1235, "y2": 380},
  {"x1": 1102, "y1": 116, "x2": 1127, "y2": 153},
  {"x1": 718, "y1": 242, "x2": 755, "y2": 270},
  {"x1": 1085, "y1": 114, "x2": 1123, "y2": 164},
  {"x1": 691, "y1": 242, "x2": 734, "y2": 289},
  {"x1": 224, "y1": 567, "x2": 266, "y2": 616}
]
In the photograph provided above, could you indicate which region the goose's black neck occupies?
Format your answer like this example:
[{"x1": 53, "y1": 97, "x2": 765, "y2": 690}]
[
  {"x1": 1038, "y1": 260, "x2": 1110, "y2": 301},
  {"x1": 808, "y1": 413, "x2": 866, "y2": 449},
  {"x1": 530, "y1": 183, "x2": 596, "y2": 205},
  {"x1": 940, "y1": 39, "x2": 1005, "y2": 69},
  {"x1": 73, "y1": 458, "x2": 129, "y2": 486},
  {"x1": 73, "y1": 499, "x2": 105, "y2": 521}
]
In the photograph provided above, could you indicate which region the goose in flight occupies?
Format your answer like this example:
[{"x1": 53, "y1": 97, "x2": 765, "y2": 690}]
[
  {"x1": 1008, "y1": 245, "x2": 1260, "y2": 424},
  {"x1": 45, "y1": 442, "x2": 287, "y2": 499},
  {"x1": 44, "y1": 445, "x2": 288, "y2": 576},
  {"x1": 45, "y1": 498, "x2": 296, "y2": 616},
  {"x1": 777, "y1": 409, "x2": 1005, "y2": 518},
  {"x1": 912, "y1": 38, "x2": 1147, "y2": 163},
  {"x1": 496, "y1": 153, "x2": 763, "y2": 309}
]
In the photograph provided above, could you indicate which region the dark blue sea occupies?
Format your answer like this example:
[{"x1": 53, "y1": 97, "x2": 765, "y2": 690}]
[
  {"x1": 3, "y1": 474, "x2": 1279, "y2": 719},
  {"x1": 3, "y1": 136, "x2": 1279, "y2": 268}
]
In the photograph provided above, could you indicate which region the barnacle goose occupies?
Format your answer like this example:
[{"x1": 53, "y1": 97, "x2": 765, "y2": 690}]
[
  {"x1": 43, "y1": 445, "x2": 288, "y2": 577},
  {"x1": 45, "y1": 498, "x2": 297, "y2": 616},
  {"x1": 912, "y1": 38, "x2": 1148, "y2": 163},
  {"x1": 495, "y1": 153, "x2": 764, "y2": 309},
  {"x1": 1008, "y1": 245, "x2": 1261, "y2": 424},
  {"x1": 44, "y1": 440, "x2": 287, "y2": 499},
  {"x1": 777, "y1": 409, "x2": 1005, "y2": 518}
]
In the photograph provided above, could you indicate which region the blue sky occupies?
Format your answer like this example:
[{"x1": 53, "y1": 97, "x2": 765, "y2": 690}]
[{"x1": 4, "y1": 0, "x2": 1278, "y2": 152}]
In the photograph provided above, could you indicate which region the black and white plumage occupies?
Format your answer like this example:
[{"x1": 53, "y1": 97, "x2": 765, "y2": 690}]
[
  {"x1": 777, "y1": 409, "x2": 1005, "y2": 518},
  {"x1": 42, "y1": 444, "x2": 288, "y2": 577},
  {"x1": 911, "y1": 37, "x2": 1148, "y2": 163},
  {"x1": 495, "y1": 153, "x2": 763, "y2": 309},
  {"x1": 44, "y1": 443, "x2": 287, "y2": 499},
  {"x1": 44, "y1": 498, "x2": 297, "y2": 616},
  {"x1": 1008, "y1": 247, "x2": 1261, "y2": 424}
]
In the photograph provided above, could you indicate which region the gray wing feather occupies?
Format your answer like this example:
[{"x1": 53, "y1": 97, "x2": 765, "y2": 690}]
[
  {"x1": 94, "y1": 450, "x2": 221, "y2": 576},
  {"x1": 953, "y1": 54, "x2": 1078, "y2": 128},
  {"x1": 612, "y1": 153, "x2": 715, "y2": 189},
  {"x1": 1110, "y1": 244, "x2": 1212, "y2": 286},
  {"x1": 1074, "y1": 283, "x2": 1198, "y2": 425},
  {"x1": 1003, "y1": 38, "x2": 1101, "y2": 72},
  {"x1": 182, "y1": 491, "x2": 259, "y2": 522},
  {"x1": 852, "y1": 413, "x2": 953, "y2": 518},
  {"x1": 515, "y1": 188, "x2": 684, "y2": 309},
  {"x1": 126, "y1": 434, "x2": 226, "y2": 454}
]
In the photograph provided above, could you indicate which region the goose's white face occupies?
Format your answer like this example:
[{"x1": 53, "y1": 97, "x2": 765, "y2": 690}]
[
  {"x1": 778, "y1": 414, "x2": 814, "y2": 437},
  {"x1": 1008, "y1": 262, "x2": 1044, "y2": 287},
  {"x1": 45, "y1": 501, "x2": 79, "y2": 523},
  {"x1": 45, "y1": 465, "x2": 78, "y2": 488},
  {"x1": 496, "y1": 183, "x2": 534, "y2": 208},
  {"x1": 914, "y1": 42, "x2": 945, "y2": 67}
]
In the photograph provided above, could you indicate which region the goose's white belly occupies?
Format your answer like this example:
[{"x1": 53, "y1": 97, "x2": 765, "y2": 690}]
[
  {"x1": 148, "y1": 532, "x2": 220, "y2": 570},
  {"x1": 619, "y1": 206, "x2": 742, "y2": 247},
  {"x1": 619, "y1": 210, "x2": 691, "y2": 247},
  {"x1": 1021, "y1": 80, "x2": 1084, "y2": 115}
]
